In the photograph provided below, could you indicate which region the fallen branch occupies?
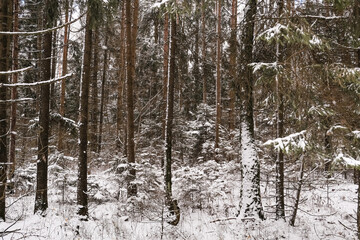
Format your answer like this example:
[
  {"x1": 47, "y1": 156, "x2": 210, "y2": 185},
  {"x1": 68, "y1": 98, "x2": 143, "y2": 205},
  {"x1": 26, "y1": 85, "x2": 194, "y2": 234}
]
[{"x1": 210, "y1": 217, "x2": 236, "y2": 223}]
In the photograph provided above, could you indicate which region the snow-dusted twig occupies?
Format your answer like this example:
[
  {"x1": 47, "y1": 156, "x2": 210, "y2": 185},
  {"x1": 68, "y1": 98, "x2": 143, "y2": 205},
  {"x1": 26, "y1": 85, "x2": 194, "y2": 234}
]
[
  {"x1": 210, "y1": 217, "x2": 236, "y2": 223},
  {"x1": 0, "y1": 98, "x2": 34, "y2": 103},
  {"x1": 338, "y1": 220, "x2": 356, "y2": 232},
  {"x1": 0, "y1": 12, "x2": 86, "y2": 36},
  {"x1": 0, "y1": 66, "x2": 32, "y2": 75},
  {"x1": 0, "y1": 73, "x2": 72, "y2": 88}
]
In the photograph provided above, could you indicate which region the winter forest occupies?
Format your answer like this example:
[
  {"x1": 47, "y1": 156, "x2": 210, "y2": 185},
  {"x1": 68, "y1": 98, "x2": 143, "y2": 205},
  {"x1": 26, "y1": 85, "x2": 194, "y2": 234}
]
[{"x1": 0, "y1": 0, "x2": 360, "y2": 239}]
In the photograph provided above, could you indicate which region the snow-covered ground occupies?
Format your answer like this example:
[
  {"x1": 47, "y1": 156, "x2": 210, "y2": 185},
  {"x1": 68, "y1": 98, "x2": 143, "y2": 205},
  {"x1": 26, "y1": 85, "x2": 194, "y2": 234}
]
[{"x1": 1, "y1": 158, "x2": 358, "y2": 240}]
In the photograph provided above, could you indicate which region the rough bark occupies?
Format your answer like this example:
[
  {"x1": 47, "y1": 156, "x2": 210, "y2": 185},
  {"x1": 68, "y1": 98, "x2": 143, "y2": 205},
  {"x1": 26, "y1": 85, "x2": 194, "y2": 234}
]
[
  {"x1": 215, "y1": 0, "x2": 222, "y2": 150},
  {"x1": 275, "y1": 0, "x2": 285, "y2": 221},
  {"x1": 77, "y1": 10, "x2": 93, "y2": 219},
  {"x1": 116, "y1": 1, "x2": 125, "y2": 153},
  {"x1": 238, "y1": 0, "x2": 264, "y2": 221},
  {"x1": 9, "y1": 0, "x2": 19, "y2": 183},
  {"x1": 58, "y1": 0, "x2": 69, "y2": 151},
  {"x1": 201, "y1": 0, "x2": 207, "y2": 104},
  {"x1": 98, "y1": 35, "x2": 108, "y2": 154},
  {"x1": 229, "y1": 0, "x2": 237, "y2": 132},
  {"x1": 0, "y1": 0, "x2": 11, "y2": 221},
  {"x1": 164, "y1": 14, "x2": 180, "y2": 226},
  {"x1": 162, "y1": 12, "x2": 169, "y2": 145},
  {"x1": 90, "y1": 28, "x2": 99, "y2": 153},
  {"x1": 125, "y1": 0, "x2": 137, "y2": 197},
  {"x1": 290, "y1": 155, "x2": 305, "y2": 226},
  {"x1": 35, "y1": 0, "x2": 54, "y2": 214}
]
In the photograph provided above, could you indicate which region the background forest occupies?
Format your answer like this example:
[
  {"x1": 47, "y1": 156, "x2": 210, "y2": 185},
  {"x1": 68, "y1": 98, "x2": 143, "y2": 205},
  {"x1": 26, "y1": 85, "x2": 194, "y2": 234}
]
[{"x1": 0, "y1": 0, "x2": 360, "y2": 239}]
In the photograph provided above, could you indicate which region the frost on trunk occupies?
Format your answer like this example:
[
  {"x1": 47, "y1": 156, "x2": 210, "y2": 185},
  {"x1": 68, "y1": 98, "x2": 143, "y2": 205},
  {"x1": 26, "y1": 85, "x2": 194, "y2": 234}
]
[{"x1": 239, "y1": 120, "x2": 264, "y2": 221}]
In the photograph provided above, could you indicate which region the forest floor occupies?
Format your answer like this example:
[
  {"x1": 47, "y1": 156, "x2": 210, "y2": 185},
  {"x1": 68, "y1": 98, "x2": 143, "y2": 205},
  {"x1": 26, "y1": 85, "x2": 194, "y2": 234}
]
[{"x1": 0, "y1": 154, "x2": 358, "y2": 240}]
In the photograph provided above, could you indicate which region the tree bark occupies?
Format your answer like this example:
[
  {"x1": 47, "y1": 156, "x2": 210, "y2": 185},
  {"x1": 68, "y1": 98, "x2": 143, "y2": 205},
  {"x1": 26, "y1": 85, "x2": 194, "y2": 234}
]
[
  {"x1": 98, "y1": 35, "x2": 108, "y2": 154},
  {"x1": 229, "y1": 0, "x2": 237, "y2": 132},
  {"x1": 164, "y1": 14, "x2": 180, "y2": 226},
  {"x1": 116, "y1": 1, "x2": 125, "y2": 153},
  {"x1": 275, "y1": 0, "x2": 285, "y2": 221},
  {"x1": 9, "y1": 0, "x2": 19, "y2": 184},
  {"x1": 162, "y1": 12, "x2": 169, "y2": 145},
  {"x1": 238, "y1": 0, "x2": 264, "y2": 221},
  {"x1": 0, "y1": 0, "x2": 11, "y2": 221},
  {"x1": 77, "y1": 10, "x2": 93, "y2": 219},
  {"x1": 58, "y1": 0, "x2": 69, "y2": 151},
  {"x1": 125, "y1": 0, "x2": 137, "y2": 197},
  {"x1": 215, "y1": 0, "x2": 222, "y2": 150},
  {"x1": 90, "y1": 28, "x2": 99, "y2": 153},
  {"x1": 290, "y1": 155, "x2": 305, "y2": 226},
  {"x1": 201, "y1": 0, "x2": 207, "y2": 104},
  {"x1": 35, "y1": 0, "x2": 55, "y2": 214}
]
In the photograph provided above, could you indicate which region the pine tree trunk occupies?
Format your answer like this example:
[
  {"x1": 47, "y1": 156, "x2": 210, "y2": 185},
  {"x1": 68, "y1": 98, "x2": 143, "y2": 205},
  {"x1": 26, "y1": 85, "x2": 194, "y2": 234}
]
[
  {"x1": 162, "y1": 12, "x2": 169, "y2": 145},
  {"x1": 116, "y1": 1, "x2": 125, "y2": 153},
  {"x1": 90, "y1": 28, "x2": 99, "y2": 153},
  {"x1": 229, "y1": 0, "x2": 237, "y2": 132},
  {"x1": 58, "y1": 0, "x2": 69, "y2": 151},
  {"x1": 77, "y1": 10, "x2": 93, "y2": 219},
  {"x1": 0, "y1": 0, "x2": 11, "y2": 221},
  {"x1": 125, "y1": 0, "x2": 137, "y2": 197},
  {"x1": 35, "y1": 0, "x2": 54, "y2": 214},
  {"x1": 164, "y1": 14, "x2": 180, "y2": 226},
  {"x1": 201, "y1": 0, "x2": 207, "y2": 104},
  {"x1": 275, "y1": 0, "x2": 285, "y2": 220},
  {"x1": 50, "y1": 31, "x2": 57, "y2": 110},
  {"x1": 98, "y1": 35, "x2": 108, "y2": 154},
  {"x1": 9, "y1": 0, "x2": 19, "y2": 184},
  {"x1": 215, "y1": 0, "x2": 222, "y2": 150},
  {"x1": 290, "y1": 155, "x2": 305, "y2": 226},
  {"x1": 238, "y1": 0, "x2": 264, "y2": 221}
]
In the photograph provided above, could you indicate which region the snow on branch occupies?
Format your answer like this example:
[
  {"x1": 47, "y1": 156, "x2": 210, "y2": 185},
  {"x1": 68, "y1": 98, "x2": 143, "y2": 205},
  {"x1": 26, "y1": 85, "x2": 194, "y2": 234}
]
[
  {"x1": 257, "y1": 23, "x2": 327, "y2": 49},
  {"x1": 150, "y1": 0, "x2": 171, "y2": 9},
  {"x1": 0, "y1": 12, "x2": 85, "y2": 36},
  {"x1": 353, "y1": 131, "x2": 360, "y2": 139},
  {"x1": 263, "y1": 130, "x2": 307, "y2": 153},
  {"x1": 249, "y1": 62, "x2": 282, "y2": 73},
  {"x1": 334, "y1": 153, "x2": 360, "y2": 168},
  {"x1": 0, "y1": 66, "x2": 32, "y2": 75},
  {"x1": 0, "y1": 98, "x2": 34, "y2": 103},
  {"x1": 0, "y1": 73, "x2": 72, "y2": 88}
]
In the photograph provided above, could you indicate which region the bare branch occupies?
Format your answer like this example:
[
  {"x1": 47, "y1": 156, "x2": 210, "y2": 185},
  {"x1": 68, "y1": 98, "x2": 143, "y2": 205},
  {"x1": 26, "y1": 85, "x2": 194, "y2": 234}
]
[
  {"x1": 0, "y1": 12, "x2": 86, "y2": 36},
  {"x1": 0, "y1": 66, "x2": 32, "y2": 75},
  {"x1": 1, "y1": 73, "x2": 72, "y2": 88}
]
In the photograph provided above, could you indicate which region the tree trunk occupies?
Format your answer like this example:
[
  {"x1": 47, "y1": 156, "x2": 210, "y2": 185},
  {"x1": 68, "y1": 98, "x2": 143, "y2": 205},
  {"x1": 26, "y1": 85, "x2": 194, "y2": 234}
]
[
  {"x1": 290, "y1": 155, "x2": 305, "y2": 226},
  {"x1": 98, "y1": 34, "x2": 108, "y2": 154},
  {"x1": 90, "y1": 28, "x2": 99, "y2": 153},
  {"x1": 9, "y1": 0, "x2": 19, "y2": 185},
  {"x1": 162, "y1": 12, "x2": 169, "y2": 145},
  {"x1": 201, "y1": 0, "x2": 207, "y2": 104},
  {"x1": 164, "y1": 14, "x2": 180, "y2": 226},
  {"x1": 35, "y1": 0, "x2": 55, "y2": 214},
  {"x1": 77, "y1": 10, "x2": 93, "y2": 219},
  {"x1": 125, "y1": 0, "x2": 137, "y2": 197},
  {"x1": 0, "y1": 0, "x2": 11, "y2": 221},
  {"x1": 238, "y1": 0, "x2": 264, "y2": 221},
  {"x1": 214, "y1": 0, "x2": 222, "y2": 150},
  {"x1": 275, "y1": 0, "x2": 285, "y2": 221},
  {"x1": 229, "y1": 0, "x2": 237, "y2": 132},
  {"x1": 116, "y1": 1, "x2": 125, "y2": 153},
  {"x1": 50, "y1": 31, "x2": 57, "y2": 110},
  {"x1": 58, "y1": 0, "x2": 69, "y2": 151}
]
